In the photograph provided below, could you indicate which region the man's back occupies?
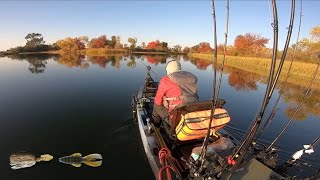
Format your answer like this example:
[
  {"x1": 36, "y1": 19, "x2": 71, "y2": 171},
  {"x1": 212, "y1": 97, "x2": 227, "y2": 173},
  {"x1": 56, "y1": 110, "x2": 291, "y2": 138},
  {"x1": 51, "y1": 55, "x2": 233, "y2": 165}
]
[{"x1": 155, "y1": 70, "x2": 198, "y2": 112}]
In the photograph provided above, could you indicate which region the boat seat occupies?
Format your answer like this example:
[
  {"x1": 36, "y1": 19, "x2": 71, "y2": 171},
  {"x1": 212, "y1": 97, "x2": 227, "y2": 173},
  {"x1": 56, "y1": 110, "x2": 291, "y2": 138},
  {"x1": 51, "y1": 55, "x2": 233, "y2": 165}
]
[{"x1": 163, "y1": 99, "x2": 230, "y2": 142}]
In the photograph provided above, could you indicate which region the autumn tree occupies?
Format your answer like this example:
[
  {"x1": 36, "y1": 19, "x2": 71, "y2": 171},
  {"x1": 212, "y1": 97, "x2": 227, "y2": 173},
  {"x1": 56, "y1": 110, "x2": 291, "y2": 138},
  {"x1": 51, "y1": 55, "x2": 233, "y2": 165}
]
[
  {"x1": 183, "y1": 47, "x2": 190, "y2": 53},
  {"x1": 146, "y1": 40, "x2": 160, "y2": 49},
  {"x1": 234, "y1": 33, "x2": 269, "y2": 56},
  {"x1": 197, "y1": 42, "x2": 213, "y2": 54},
  {"x1": 292, "y1": 25, "x2": 320, "y2": 62},
  {"x1": 190, "y1": 45, "x2": 199, "y2": 53},
  {"x1": 310, "y1": 26, "x2": 320, "y2": 41},
  {"x1": 56, "y1": 37, "x2": 86, "y2": 54},
  {"x1": 88, "y1": 35, "x2": 108, "y2": 48},
  {"x1": 146, "y1": 40, "x2": 168, "y2": 51}
]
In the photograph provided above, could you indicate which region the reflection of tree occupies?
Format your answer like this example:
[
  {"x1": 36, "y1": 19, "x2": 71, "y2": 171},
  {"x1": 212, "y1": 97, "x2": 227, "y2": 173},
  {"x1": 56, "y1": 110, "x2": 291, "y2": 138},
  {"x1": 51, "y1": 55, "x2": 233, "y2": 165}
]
[
  {"x1": 145, "y1": 55, "x2": 167, "y2": 65},
  {"x1": 110, "y1": 56, "x2": 122, "y2": 69},
  {"x1": 189, "y1": 57, "x2": 212, "y2": 70},
  {"x1": 282, "y1": 86, "x2": 320, "y2": 120},
  {"x1": 227, "y1": 67, "x2": 258, "y2": 91},
  {"x1": 182, "y1": 55, "x2": 190, "y2": 61},
  {"x1": 127, "y1": 56, "x2": 136, "y2": 68},
  {"x1": 88, "y1": 56, "x2": 108, "y2": 68},
  {"x1": 8, "y1": 54, "x2": 58, "y2": 74},
  {"x1": 27, "y1": 58, "x2": 47, "y2": 74},
  {"x1": 87, "y1": 55, "x2": 123, "y2": 69},
  {"x1": 57, "y1": 54, "x2": 87, "y2": 68}
]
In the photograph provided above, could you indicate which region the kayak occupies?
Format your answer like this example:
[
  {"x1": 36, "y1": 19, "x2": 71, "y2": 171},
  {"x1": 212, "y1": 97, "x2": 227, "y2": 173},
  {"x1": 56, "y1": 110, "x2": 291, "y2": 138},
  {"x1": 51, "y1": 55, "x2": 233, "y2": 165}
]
[{"x1": 132, "y1": 66, "x2": 286, "y2": 180}]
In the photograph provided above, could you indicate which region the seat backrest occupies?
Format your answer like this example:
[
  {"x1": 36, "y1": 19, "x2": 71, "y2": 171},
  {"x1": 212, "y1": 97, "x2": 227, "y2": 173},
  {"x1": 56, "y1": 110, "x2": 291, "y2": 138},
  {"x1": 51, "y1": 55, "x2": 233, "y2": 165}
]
[
  {"x1": 175, "y1": 108, "x2": 230, "y2": 141},
  {"x1": 167, "y1": 99, "x2": 227, "y2": 137}
]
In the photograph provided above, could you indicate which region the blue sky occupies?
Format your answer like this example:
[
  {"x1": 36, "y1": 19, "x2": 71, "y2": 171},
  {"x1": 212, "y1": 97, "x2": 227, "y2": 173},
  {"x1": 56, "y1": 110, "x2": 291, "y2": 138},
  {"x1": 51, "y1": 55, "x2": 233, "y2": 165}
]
[{"x1": 0, "y1": 0, "x2": 319, "y2": 51}]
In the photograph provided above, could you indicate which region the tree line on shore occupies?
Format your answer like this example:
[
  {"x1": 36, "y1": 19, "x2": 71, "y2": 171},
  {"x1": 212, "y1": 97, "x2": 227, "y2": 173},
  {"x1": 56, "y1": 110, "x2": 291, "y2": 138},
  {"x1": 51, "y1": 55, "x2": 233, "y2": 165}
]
[
  {"x1": 3, "y1": 25, "x2": 319, "y2": 63},
  {"x1": 188, "y1": 25, "x2": 319, "y2": 63}
]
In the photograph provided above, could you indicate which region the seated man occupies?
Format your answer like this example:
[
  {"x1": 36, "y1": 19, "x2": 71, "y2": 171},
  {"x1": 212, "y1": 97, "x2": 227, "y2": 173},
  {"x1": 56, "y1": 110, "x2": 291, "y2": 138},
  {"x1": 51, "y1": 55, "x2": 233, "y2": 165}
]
[{"x1": 152, "y1": 60, "x2": 198, "y2": 127}]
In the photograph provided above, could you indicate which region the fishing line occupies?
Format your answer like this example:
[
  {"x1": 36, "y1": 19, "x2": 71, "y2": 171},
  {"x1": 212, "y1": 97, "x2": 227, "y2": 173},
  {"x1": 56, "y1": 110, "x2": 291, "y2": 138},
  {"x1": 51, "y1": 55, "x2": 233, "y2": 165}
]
[
  {"x1": 255, "y1": 0, "x2": 302, "y2": 141},
  {"x1": 226, "y1": 0, "x2": 286, "y2": 179},
  {"x1": 137, "y1": 58, "x2": 161, "y2": 79},
  {"x1": 266, "y1": 60, "x2": 320, "y2": 151},
  {"x1": 228, "y1": 0, "x2": 280, "y2": 159}
]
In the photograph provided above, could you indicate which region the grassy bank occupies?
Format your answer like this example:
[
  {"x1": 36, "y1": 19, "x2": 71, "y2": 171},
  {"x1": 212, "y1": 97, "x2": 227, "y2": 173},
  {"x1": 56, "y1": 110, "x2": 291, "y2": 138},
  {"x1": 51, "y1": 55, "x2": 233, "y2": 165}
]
[
  {"x1": 132, "y1": 51, "x2": 187, "y2": 55},
  {"x1": 188, "y1": 53, "x2": 320, "y2": 90},
  {"x1": 85, "y1": 48, "x2": 128, "y2": 56},
  {"x1": 19, "y1": 50, "x2": 61, "y2": 55}
]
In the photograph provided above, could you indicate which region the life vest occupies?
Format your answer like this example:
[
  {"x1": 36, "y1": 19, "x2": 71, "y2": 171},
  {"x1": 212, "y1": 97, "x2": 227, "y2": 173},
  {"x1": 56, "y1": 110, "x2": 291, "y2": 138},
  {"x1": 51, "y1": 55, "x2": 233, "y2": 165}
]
[
  {"x1": 175, "y1": 108, "x2": 230, "y2": 141},
  {"x1": 162, "y1": 71, "x2": 198, "y2": 109}
]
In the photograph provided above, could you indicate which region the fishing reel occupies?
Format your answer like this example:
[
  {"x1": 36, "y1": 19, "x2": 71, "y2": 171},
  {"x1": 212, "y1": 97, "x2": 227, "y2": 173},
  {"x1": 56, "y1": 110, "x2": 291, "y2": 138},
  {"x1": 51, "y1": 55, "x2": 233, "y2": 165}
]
[
  {"x1": 182, "y1": 153, "x2": 225, "y2": 180},
  {"x1": 144, "y1": 66, "x2": 154, "y2": 87},
  {"x1": 252, "y1": 143, "x2": 278, "y2": 168}
]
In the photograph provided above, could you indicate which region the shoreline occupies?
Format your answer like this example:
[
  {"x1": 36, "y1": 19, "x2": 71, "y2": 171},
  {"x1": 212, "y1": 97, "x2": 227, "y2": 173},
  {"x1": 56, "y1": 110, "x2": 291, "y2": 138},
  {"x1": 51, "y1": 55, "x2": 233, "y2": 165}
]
[
  {"x1": 8, "y1": 49, "x2": 187, "y2": 56},
  {"x1": 188, "y1": 53, "x2": 320, "y2": 90}
]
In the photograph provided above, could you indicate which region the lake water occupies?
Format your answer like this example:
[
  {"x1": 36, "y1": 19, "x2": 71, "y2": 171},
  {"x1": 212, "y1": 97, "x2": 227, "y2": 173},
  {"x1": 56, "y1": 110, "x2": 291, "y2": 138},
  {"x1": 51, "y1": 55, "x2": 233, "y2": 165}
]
[{"x1": 0, "y1": 54, "x2": 319, "y2": 179}]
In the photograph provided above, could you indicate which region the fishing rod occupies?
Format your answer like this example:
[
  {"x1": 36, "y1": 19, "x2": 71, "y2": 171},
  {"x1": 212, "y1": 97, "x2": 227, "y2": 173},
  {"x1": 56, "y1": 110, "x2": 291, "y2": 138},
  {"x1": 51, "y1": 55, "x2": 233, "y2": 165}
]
[
  {"x1": 199, "y1": 0, "x2": 230, "y2": 170},
  {"x1": 198, "y1": 0, "x2": 219, "y2": 168},
  {"x1": 215, "y1": 0, "x2": 229, "y2": 99},
  {"x1": 225, "y1": 0, "x2": 283, "y2": 178},
  {"x1": 267, "y1": 0, "x2": 295, "y2": 99},
  {"x1": 265, "y1": 59, "x2": 320, "y2": 152},
  {"x1": 255, "y1": 0, "x2": 302, "y2": 141}
]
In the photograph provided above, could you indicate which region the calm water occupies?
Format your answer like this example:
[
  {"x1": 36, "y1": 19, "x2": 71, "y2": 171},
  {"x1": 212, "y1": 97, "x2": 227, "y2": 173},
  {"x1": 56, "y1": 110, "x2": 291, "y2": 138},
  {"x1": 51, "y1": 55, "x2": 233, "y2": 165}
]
[{"x1": 0, "y1": 54, "x2": 319, "y2": 179}]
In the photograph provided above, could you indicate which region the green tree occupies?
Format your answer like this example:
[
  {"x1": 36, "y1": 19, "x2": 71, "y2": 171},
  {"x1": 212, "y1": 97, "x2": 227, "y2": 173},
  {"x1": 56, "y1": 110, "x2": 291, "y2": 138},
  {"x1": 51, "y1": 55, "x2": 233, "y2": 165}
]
[
  {"x1": 172, "y1": 45, "x2": 182, "y2": 52},
  {"x1": 141, "y1": 42, "x2": 146, "y2": 48},
  {"x1": 110, "y1": 36, "x2": 117, "y2": 48},
  {"x1": 115, "y1": 36, "x2": 122, "y2": 48},
  {"x1": 128, "y1": 37, "x2": 137, "y2": 49},
  {"x1": 25, "y1": 33, "x2": 45, "y2": 48}
]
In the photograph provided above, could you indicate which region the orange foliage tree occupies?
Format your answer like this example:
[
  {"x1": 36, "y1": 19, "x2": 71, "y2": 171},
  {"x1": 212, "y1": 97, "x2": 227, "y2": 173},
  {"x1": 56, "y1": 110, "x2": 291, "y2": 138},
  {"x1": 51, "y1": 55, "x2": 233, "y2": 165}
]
[
  {"x1": 197, "y1": 42, "x2": 213, "y2": 54},
  {"x1": 88, "y1": 35, "x2": 108, "y2": 48},
  {"x1": 146, "y1": 40, "x2": 168, "y2": 51},
  {"x1": 234, "y1": 33, "x2": 269, "y2": 56}
]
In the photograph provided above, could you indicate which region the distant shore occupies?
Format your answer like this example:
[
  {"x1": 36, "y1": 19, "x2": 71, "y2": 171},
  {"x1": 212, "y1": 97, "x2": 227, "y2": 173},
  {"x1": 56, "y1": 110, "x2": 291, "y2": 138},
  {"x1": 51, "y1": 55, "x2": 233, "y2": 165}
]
[
  {"x1": 188, "y1": 53, "x2": 320, "y2": 90},
  {"x1": 1, "y1": 48, "x2": 187, "y2": 57}
]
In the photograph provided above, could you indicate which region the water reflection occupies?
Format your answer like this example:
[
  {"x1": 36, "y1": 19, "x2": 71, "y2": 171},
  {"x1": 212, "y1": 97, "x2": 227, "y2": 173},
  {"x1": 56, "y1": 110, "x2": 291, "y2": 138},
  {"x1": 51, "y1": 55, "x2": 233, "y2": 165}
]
[
  {"x1": 1, "y1": 54, "x2": 319, "y2": 179},
  {"x1": 144, "y1": 55, "x2": 167, "y2": 65},
  {"x1": 226, "y1": 66, "x2": 259, "y2": 91},
  {"x1": 126, "y1": 56, "x2": 136, "y2": 68},
  {"x1": 5, "y1": 54, "x2": 320, "y2": 120},
  {"x1": 57, "y1": 54, "x2": 88, "y2": 69},
  {"x1": 88, "y1": 56, "x2": 122, "y2": 69},
  {"x1": 189, "y1": 57, "x2": 212, "y2": 70},
  {"x1": 283, "y1": 86, "x2": 320, "y2": 120},
  {"x1": 8, "y1": 54, "x2": 57, "y2": 74}
]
